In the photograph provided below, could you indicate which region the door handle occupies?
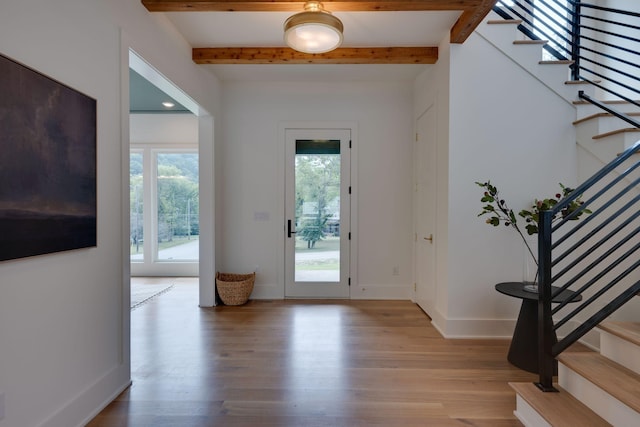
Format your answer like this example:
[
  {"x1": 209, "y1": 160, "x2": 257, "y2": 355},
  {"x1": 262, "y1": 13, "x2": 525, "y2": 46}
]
[
  {"x1": 288, "y1": 219, "x2": 297, "y2": 238},
  {"x1": 424, "y1": 234, "x2": 433, "y2": 243}
]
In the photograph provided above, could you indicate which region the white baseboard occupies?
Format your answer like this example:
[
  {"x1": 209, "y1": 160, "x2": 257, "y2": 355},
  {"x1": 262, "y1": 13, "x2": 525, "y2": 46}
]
[
  {"x1": 251, "y1": 283, "x2": 411, "y2": 300},
  {"x1": 433, "y1": 316, "x2": 516, "y2": 339},
  {"x1": 250, "y1": 283, "x2": 284, "y2": 300},
  {"x1": 38, "y1": 364, "x2": 130, "y2": 427},
  {"x1": 78, "y1": 379, "x2": 131, "y2": 427},
  {"x1": 350, "y1": 284, "x2": 411, "y2": 300}
]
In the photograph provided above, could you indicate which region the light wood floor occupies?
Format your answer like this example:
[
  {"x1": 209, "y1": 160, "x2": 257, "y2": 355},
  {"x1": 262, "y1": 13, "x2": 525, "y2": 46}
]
[{"x1": 88, "y1": 280, "x2": 569, "y2": 426}]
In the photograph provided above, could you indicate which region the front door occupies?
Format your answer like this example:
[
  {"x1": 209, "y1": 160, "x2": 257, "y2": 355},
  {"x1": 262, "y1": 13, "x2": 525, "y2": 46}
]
[{"x1": 285, "y1": 128, "x2": 351, "y2": 298}]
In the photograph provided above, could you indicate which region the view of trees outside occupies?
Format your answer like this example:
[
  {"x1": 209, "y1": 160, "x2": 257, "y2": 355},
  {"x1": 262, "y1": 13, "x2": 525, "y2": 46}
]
[
  {"x1": 130, "y1": 151, "x2": 199, "y2": 262},
  {"x1": 130, "y1": 152, "x2": 144, "y2": 260},
  {"x1": 295, "y1": 153, "x2": 341, "y2": 282}
]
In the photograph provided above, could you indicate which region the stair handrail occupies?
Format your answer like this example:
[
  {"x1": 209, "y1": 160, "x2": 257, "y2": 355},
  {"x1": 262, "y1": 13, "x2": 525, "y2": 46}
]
[
  {"x1": 579, "y1": 91, "x2": 640, "y2": 129},
  {"x1": 536, "y1": 140, "x2": 640, "y2": 390}
]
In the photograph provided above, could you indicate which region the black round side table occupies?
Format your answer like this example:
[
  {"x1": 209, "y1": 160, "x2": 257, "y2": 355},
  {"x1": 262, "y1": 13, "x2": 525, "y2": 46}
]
[{"x1": 495, "y1": 282, "x2": 582, "y2": 374}]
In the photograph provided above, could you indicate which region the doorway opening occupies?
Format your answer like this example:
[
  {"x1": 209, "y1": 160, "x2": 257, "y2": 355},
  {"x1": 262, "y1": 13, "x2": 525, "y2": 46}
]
[{"x1": 127, "y1": 50, "x2": 204, "y2": 303}]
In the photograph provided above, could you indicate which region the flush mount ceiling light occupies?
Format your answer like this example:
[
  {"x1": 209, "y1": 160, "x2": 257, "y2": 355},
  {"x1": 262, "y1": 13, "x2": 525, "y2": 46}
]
[{"x1": 284, "y1": 1, "x2": 344, "y2": 54}]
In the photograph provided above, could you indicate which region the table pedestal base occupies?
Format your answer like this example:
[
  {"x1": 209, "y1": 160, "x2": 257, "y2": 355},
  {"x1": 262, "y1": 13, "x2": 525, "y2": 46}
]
[{"x1": 507, "y1": 299, "x2": 558, "y2": 374}]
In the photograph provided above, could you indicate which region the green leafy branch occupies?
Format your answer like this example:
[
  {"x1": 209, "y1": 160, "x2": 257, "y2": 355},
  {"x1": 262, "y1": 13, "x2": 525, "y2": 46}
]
[
  {"x1": 475, "y1": 181, "x2": 592, "y2": 270},
  {"x1": 476, "y1": 181, "x2": 536, "y2": 265},
  {"x1": 518, "y1": 183, "x2": 592, "y2": 235}
]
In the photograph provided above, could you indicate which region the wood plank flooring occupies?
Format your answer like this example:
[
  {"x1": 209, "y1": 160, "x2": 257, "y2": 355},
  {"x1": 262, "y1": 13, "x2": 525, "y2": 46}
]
[{"x1": 88, "y1": 280, "x2": 561, "y2": 426}]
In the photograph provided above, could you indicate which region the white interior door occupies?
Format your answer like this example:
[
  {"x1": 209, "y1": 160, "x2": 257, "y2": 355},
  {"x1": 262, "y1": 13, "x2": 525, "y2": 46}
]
[
  {"x1": 285, "y1": 128, "x2": 351, "y2": 298},
  {"x1": 415, "y1": 107, "x2": 437, "y2": 314}
]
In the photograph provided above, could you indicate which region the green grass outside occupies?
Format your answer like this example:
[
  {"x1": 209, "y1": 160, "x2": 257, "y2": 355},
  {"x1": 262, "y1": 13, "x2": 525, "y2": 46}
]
[
  {"x1": 295, "y1": 236, "x2": 340, "y2": 270},
  {"x1": 296, "y1": 262, "x2": 340, "y2": 271}
]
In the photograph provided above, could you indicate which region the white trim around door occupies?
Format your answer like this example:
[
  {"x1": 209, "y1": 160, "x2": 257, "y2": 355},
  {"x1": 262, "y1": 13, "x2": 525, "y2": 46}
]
[{"x1": 278, "y1": 122, "x2": 358, "y2": 299}]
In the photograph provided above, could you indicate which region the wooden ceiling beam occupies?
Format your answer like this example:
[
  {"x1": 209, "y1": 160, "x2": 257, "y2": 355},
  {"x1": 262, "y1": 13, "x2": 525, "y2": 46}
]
[
  {"x1": 142, "y1": 0, "x2": 483, "y2": 12},
  {"x1": 143, "y1": 0, "x2": 498, "y2": 48},
  {"x1": 193, "y1": 47, "x2": 438, "y2": 64},
  {"x1": 450, "y1": 0, "x2": 496, "y2": 43}
]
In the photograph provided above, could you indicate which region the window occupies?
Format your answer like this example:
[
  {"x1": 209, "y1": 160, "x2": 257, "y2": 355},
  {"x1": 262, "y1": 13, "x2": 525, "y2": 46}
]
[
  {"x1": 156, "y1": 152, "x2": 199, "y2": 261},
  {"x1": 130, "y1": 148, "x2": 199, "y2": 270}
]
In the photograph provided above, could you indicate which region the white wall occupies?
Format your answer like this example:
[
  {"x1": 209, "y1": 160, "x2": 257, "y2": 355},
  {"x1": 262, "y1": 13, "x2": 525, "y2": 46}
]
[
  {"x1": 415, "y1": 28, "x2": 579, "y2": 337},
  {"x1": 0, "y1": 1, "x2": 220, "y2": 426},
  {"x1": 219, "y1": 80, "x2": 415, "y2": 299},
  {"x1": 447, "y1": 31, "x2": 578, "y2": 337},
  {"x1": 413, "y1": 34, "x2": 452, "y2": 331},
  {"x1": 130, "y1": 114, "x2": 198, "y2": 144}
]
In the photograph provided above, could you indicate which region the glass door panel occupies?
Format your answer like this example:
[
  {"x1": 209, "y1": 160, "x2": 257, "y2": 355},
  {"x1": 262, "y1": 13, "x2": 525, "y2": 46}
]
[
  {"x1": 294, "y1": 140, "x2": 341, "y2": 283},
  {"x1": 285, "y1": 129, "x2": 350, "y2": 298}
]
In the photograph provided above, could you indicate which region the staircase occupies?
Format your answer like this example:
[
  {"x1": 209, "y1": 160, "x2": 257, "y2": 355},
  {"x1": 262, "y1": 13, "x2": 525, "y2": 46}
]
[
  {"x1": 511, "y1": 321, "x2": 640, "y2": 426},
  {"x1": 477, "y1": 10, "x2": 640, "y2": 426}
]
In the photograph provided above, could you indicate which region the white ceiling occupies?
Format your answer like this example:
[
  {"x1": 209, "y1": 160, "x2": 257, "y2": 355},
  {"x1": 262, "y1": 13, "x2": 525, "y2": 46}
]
[{"x1": 163, "y1": 10, "x2": 462, "y2": 82}]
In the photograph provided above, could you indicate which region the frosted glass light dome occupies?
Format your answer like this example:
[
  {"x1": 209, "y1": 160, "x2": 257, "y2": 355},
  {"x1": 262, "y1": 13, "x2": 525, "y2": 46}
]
[{"x1": 284, "y1": 2, "x2": 343, "y2": 54}]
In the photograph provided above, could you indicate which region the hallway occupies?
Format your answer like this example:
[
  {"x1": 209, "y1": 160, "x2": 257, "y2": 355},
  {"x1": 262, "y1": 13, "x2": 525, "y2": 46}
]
[{"x1": 88, "y1": 281, "x2": 538, "y2": 426}]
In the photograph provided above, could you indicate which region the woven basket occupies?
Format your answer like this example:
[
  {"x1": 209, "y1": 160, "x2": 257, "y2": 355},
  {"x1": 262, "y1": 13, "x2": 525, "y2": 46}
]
[{"x1": 216, "y1": 272, "x2": 255, "y2": 306}]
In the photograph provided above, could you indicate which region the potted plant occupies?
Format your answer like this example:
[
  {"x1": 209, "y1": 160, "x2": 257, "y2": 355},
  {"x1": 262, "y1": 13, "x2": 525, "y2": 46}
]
[{"x1": 476, "y1": 181, "x2": 591, "y2": 291}]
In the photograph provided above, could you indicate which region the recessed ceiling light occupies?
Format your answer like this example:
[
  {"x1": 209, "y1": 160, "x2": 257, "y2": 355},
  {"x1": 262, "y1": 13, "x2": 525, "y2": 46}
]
[{"x1": 162, "y1": 101, "x2": 175, "y2": 108}]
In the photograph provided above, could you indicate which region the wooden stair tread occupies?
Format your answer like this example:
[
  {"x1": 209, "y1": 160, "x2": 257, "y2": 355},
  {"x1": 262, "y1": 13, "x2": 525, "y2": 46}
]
[
  {"x1": 598, "y1": 322, "x2": 640, "y2": 347},
  {"x1": 565, "y1": 79, "x2": 601, "y2": 85},
  {"x1": 487, "y1": 19, "x2": 522, "y2": 25},
  {"x1": 539, "y1": 60, "x2": 574, "y2": 65},
  {"x1": 617, "y1": 149, "x2": 640, "y2": 157},
  {"x1": 557, "y1": 352, "x2": 640, "y2": 413},
  {"x1": 510, "y1": 382, "x2": 611, "y2": 426},
  {"x1": 573, "y1": 112, "x2": 640, "y2": 125},
  {"x1": 514, "y1": 40, "x2": 548, "y2": 45},
  {"x1": 574, "y1": 99, "x2": 640, "y2": 105},
  {"x1": 593, "y1": 128, "x2": 640, "y2": 139}
]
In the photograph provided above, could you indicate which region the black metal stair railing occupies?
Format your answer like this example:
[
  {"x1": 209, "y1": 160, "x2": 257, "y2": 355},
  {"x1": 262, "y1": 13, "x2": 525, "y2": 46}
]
[
  {"x1": 492, "y1": 1, "x2": 640, "y2": 390},
  {"x1": 493, "y1": 0, "x2": 640, "y2": 109},
  {"x1": 536, "y1": 141, "x2": 640, "y2": 390}
]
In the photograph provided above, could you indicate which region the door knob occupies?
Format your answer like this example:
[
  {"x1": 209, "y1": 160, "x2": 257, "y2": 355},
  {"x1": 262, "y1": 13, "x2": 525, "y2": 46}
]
[{"x1": 423, "y1": 234, "x2": 433, "y2": 243}]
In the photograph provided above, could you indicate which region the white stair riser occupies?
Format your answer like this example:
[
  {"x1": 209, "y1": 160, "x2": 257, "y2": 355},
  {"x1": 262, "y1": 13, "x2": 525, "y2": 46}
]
[
  {"x1": 578, "y1": 115, "x2": 640, "y2": 135},
  {"x1": 579, "y1": 134, "x2": 639, "y2": 168},
  {"x1": 481, "y1": 12, "x2": 522, "y2": 43},
  {"x1": 479, "y1": 14, "x2": 586, "y2": 105},
  {"x1": 532, "y1": 64, "x2": 572, "y2": 88},
  {"x1": 513, "y1": 395, "x2": 553, "y2": 427},
  {"x1": 508, "y1": 44, "x2": 545, "y2": 68},
  {"x1": 577, "y1": 130, "x2": 626, "y2": 164},
  {"x1": 559, "y1": 363, "x2": 640, "y2": 427},
  {"x1": 623, "y1": 134, "x2": 640, "y2": 150},
  {"x1": 566, "y1": 83, "x2": 596, "y2": 99},
  {"x1": 600, "y1": 330, "x2": 640, "y2": 376}
]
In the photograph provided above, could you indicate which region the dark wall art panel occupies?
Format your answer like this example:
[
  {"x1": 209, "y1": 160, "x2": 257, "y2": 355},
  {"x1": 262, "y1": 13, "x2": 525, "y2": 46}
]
[{"x1": 0, "y1": 53, "x2": 96, "y2": 261}]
